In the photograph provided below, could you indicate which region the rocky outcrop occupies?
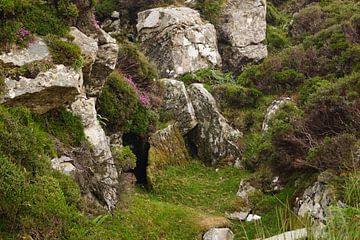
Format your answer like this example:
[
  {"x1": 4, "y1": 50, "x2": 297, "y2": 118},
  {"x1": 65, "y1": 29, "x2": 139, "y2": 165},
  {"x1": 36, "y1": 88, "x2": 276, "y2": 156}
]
[
  {"x1": 70, "y1": 96, "x2": 119, "y2": 210},
  {"x1": 262, "y1": 97, "x2": 292, "y2": 131},
  {"x1": 137, "y1": 7, "x2": 221, "y2": 78},
  {"x1": 218, "y1": 0, "x2": 267, "y2": 72},
  {"x1": 187, "y1": 83, "x2": 242, "y2": 166},
  {"x1": 0, "y1": 38, "x2": 50, "y2": 66},
  {"x1": 295, "y1": 171, "x2": 335, "y2": 225},
  {"x1": 51, "y1": 156, "x2": 76, "y2": 176},
  {"x1": 160, "y1": 79, "x2": 197, "y2": 135},
  {"x1": 86, "y1": 29, "x2": 119, "y2": 96},
  {"x1": 203, "y1": 228, "x2": 234, "y2": 240},
  {"x1": 147, "y1": 124, "x2": 190, "y2": 186},
  {"x1": 70, "y1": 27, "x2": 98, "y2": 83},
  {"x1": 2, "y1": 65, "x2": 82, "y2": 114}
]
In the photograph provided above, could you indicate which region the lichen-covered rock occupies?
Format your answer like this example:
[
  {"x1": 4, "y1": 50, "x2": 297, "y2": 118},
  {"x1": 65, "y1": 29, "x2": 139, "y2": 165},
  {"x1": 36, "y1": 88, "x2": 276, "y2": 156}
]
[
  {"x1": 203, "y1": 228, "x2": 234, "y2": 240},
  {"x1": 70, "y1": 27, "x2": 98, "y2": 82},
  {"x1": 51, "y1": 156, "x2": 76, "y2": 176},
  {"x1": 137, "y1": 7, "x2": 221, "y2": 78},
  {"x1": 70, "y1": 96, "x2": 119, "y2": 210},
  {"x1": 262, "y1": 97, "x2": 292, "y2": 131},
  {"x1": 187, "y1": 83, "x2": 242, "y2": 166},
  {"x1": 2, "y1": 65, "x2": 82, "y2": 114},
  {"x1": 218, "y1": 0, "x2": 267, "y2": 72},
  {"x1": 0, "y1": 38, "x2": 50, "y2": 66},
  {"x1": 147, "y1": 124, "x2": 190, "y2": 187},
  {"x1": 236, "y1": 179, "x2": 257, "y2": 202},
  {"x1": 86, "y1": 29, "x2": 119, "y2": 96},
  {"x1": 160, "y1": 78, "x2": 197, "y2": 135},
  {"x1": 295, "y1": 171, "x2": 335, "y2": 225}
]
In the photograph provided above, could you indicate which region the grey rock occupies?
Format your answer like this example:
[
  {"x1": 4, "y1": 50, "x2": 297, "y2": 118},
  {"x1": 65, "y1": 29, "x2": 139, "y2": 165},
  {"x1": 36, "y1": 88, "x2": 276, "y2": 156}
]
[
  {"x1": 246, "y1": 214, "x2": 261, "y2": 222},
  {"x1": 51, "y1": 156, "x2": 76, "y2": 176},
  {"x1": 2, "y1": 65, "x2": 82, "y2": 114},
  {"x1": 203, "y1": 228, "x2": 234, "y2": 240},
  {"x1": 111, "y1": 11, "x2": 120, "y2": 19},
  {"x1": 226, "y1": 211, "x2": 249, "y2": 221},
  {"x1": 137, "y1": 7, "x2": 221, "y2": 78},
  {"x1": 160, "y1": 78, "x2": 197, "y2": 135},
  {"x1": 264, "y1": 228, "x2": 308, "y2": 240},
  {"x1": 0, "y1": 38, "x2": 50, "y2": 66},
  {"x1": 262, "y1": 97, "x2": 292, "y2": 131},
  {"x1": 70, "y1": 96, "x2": 119, "y2": 210},
  {"x1": 237, "y1": 179, "x2": 257, "y2": 202},
  {"x1": 218, "y1": 0, "x2": 267, "y2": 71},
  {"x1": 187, "y1": 83, "x2": 242, "y2": 166}
]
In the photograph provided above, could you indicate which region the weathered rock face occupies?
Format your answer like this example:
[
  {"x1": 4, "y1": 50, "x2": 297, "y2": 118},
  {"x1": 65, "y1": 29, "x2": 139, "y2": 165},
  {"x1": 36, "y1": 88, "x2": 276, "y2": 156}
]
[
  {"x1": 203, "y1": 228, "x2": 234, "y2": 240},
  {"x1": 160, "y1": 78, "x2": 197, "y2": 135},
  {"x1": 0, "y1": 38, "x2": 50, "y2": 66},
  {"x1": 2, "y1": 65, "x2": 82, "y2": 114},
  {"x1": 70, "y1": 27, "x2": 98, "y2": 83},
  {"x1": 187, "y1": 83, "x2": 242, "y2": 166},
  {"x1": 70, "y1": 96, "x2": 119, "y2": 210},
  {"x1": 262, "y1": 97, "x2": 292, "y2": 131},
  {"x1": 218, "y1": 0, "x2": 267, "y2": 72},
  {"x1": 295, "y1": 171, "x2": 335, "y2": 225},
  {"x1": 137, "y1": 7, "x2": 221, "y2": 78},
  {"x1": 51, "y1": 156, "x2": 77, "y2": 176},
  {"x1": 86, "y1": 29, "x2": 119, "y2": 96},
  {"x1": 147, "y1": 124, "x2": 190, "y2": 186}
]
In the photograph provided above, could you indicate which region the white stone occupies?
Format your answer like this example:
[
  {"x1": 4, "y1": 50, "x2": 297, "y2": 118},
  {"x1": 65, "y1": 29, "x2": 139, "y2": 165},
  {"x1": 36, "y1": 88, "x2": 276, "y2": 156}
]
[
  {"x1": 264, "y1": 228, "x2": 308, "y2": 240},
  {"x1": 246, "y1": 214, "x2": 262, "y2": 222},
  {"x1": 203, "y1": 228, "x2": 234, "y2": 240}
]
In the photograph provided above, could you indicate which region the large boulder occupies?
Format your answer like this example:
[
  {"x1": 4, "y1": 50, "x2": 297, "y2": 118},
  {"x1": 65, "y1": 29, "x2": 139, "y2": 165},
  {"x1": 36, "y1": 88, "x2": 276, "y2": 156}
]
[
  {"x1": 70, "y1": 27, "x2": 98, "y2": 83},
  {"x1": 86, "y1": 29, "x2": 119, "y2": 96},
  {"x1": 147, "y1": 124, "x2": 190, "y2": 186},
  {"x1": 137, "y1": 7, "x2": 221, "y2": 78},
  {"x1": 2, "y1": 65, "x2": 82, "y2": 114},
  {"x1": 218, "y1": 0, "x2": 267, "y2": 72},
  {"x1": 187, "y1": 84, "x2": 242, "y2": 166},
  {"x1": 160, "y1": 78, "x2": 197, "y2": 135},
  {"x1": 70, "y1": 96, "x2": 119, "y2": 210},
  {"x1": 203, "y1": 228, "x2": 234, "y2": 240}
]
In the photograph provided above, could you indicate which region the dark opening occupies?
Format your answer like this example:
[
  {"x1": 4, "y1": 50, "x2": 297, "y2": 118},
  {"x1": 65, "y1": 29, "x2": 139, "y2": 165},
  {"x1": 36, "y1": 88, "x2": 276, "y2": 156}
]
[
  {"x1": 122, "y1": 133, "x2": 150, "y2": 185},
  {"x1": 185, "y1": 126, "x2": 199, "y2": 158}
]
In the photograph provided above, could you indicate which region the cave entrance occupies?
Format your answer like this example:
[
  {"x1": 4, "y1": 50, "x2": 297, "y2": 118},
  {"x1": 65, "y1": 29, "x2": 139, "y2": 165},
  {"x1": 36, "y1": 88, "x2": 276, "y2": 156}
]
[{"x1": 122, "y1": 133, "x2": 150, "y2": 185}]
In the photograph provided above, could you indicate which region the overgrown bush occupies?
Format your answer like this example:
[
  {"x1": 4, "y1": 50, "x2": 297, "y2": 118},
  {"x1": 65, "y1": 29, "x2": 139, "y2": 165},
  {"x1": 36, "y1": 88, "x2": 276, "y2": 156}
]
[
  {"x1": 115, "y1": 146, "x2": 137, "y2": 171},
  {"x1": 267, "y1": 25, "x2": 290, "y2": 52},
  {"x1": 181, "y1": 68, "x2": 233, "y2": 85},
  {"x1": 195, "y1": 0, "x2": 226, "y2": 24}
]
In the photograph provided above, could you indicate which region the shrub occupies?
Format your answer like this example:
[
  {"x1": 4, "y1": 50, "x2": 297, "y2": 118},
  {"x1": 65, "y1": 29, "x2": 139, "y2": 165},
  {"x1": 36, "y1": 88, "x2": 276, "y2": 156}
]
[
  {"x1": 266, "y1": 2, "x2": 289, "y2": 27},
  {"x1": 46, "y1": 36, "x2": 84, "y2": 69},
  {"x1": 181, "y1": 68, "x2": 233, "y2": 85},
  {"x1": 266, "y1": 25, "x2": 290, "y2": 52},
  {"x1": 195, "y1": 0, "x2": 226, "y2": 24},
  {"x1": 298, "y1": 77, "x2": 330, "y2": 105},
  {"x1": 115, "y1": 146, "x2": 137, "y2": 171},
  {"x1": 36, "y1": 107, "x2": 86, "y2": 147},
  {"x1": 242, "y1": 133, "x2": 273, "y2": 171},
  {"x1": 211, "y1": 83, "x2": 262, "y2": 108},
  {"x1": 52, "y1": 171, "x2": 82, "y2": 208},
  {"x1": 95, "y1": 0, "x2": 118, "y2": 19}
]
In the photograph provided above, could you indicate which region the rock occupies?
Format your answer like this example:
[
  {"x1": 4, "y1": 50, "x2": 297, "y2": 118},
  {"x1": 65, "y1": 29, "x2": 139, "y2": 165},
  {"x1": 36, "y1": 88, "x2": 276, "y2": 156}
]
[
  {"x1": 51, "y1": 156, "x2": 76, "y2": 176},
  {"x1": 246, "y1": 214, "x2": 261, "y2": 222},
  {"x1": 236, "y1": 180, "x2": 257, "y2": 202},
  {"x1": 0, "y1": 38, "x2": 50, "y2": 66},
  {"x1": 187, "y1": 83, "x2": 242, "y2": 166},
  {"x1": 295, "y1": 173, "x2": 335, "y2": 224},
  {"x1": 270, "y1": 176, "x2": 283, "y2": 193},
  {"x1": 264, "y1": 228, "x2": 308, "y2": 240},
  {"x1": 203, "y1": 228, "x2": 234, "y2": 240},
  {"x1": 111, "y1": 11, "x2": 120, "y2": 19},
  {"x1": 137, "y1": 7, "x2": 221, "y2": 78},
  {"x1": 160, "y1": 78, "x2": 197, "y2": 134},
  {"x1": 86, "y1": 29, "x2": 119, "y2": 96},
  {"x1": 70, "y1": 96, "x2": 119, "y2": 210},
  {"x1": 2, "y1": 65, "x2": 82, "y2": 114},
  {"x1": 218, "y1": 0, "x2": 267, "y2": 72},
  {"x1": 225, "y1": 211, "x2": 249, "y2": 221},
  {"x1": 262, "y1": 97, "x2": 292, "y2": 131},
  {"x1": 70, "y1": 27, "x2": 98, "y2": 82},
  {"x1": 147, "y1": 124, "x2": 190, "y2": 186}
]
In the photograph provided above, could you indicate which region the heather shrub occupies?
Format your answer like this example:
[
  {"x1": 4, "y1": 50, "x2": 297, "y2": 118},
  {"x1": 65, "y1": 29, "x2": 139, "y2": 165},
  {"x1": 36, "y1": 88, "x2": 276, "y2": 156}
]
[
  {"x1": 181, "y1": 68, "x2": 233, "y2": 85},
  {"x1": 267, "y1": 25, "x2": 290, "y2": 52}
]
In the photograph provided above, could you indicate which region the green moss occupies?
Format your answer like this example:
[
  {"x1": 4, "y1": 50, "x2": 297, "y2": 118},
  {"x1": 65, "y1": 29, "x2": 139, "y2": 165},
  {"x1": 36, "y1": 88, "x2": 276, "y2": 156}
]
[
  {"x1": 181, "y1": 68, "x2": 233, "y2": 85},
  {"x1": 46, "y1": 36, "x2": 84, "y2": 69},
  {"x1": 266, "y1": 2, "x2": 289, "y2": 27},
  {"x1": 195, "y1": 0, "x2": 226, "y2": 24},
  {"x1": 266, "y1": 25, "x2": 290, "y2": 52},
  {"x1": 115, "y1": 146, "x2": 137, "y2": 171}
]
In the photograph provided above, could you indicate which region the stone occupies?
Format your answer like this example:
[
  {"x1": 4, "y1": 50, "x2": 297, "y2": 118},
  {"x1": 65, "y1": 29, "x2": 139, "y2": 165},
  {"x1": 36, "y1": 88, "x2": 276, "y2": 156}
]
[
  {"x1": 160, "y1": 78, "x2": 197, "y2": 135},
  {"x1": 237, "y1": 180, "x2": 257, "y2": 202},
  {"x1": 246, "y1": 214, "x2": 261, "y2": 222},
  {"x1": 295, "y1": 173, "x2": 335, "y2": 224},
  {"x1": 111, "y1": 11, "x2": 120, "y2": 19},
  {"x1": 0, "y1": 38, "x2": 50, "y2": 66},
  {"x1": 70, "y1": 96, "x2": 119, "y2": 210},
  {"x1": 137, "y1": 7, "x2": 221, "y2": 78},
  {"x1": 217, "y1": 0, "x2": 267, "y2": 72},
  {"x1": 187, "y1": 83, "x2": 242, "y2": 166},
  {"x1": 147, "y1": 124, "x2": 190, "y2": 186},
  {"x1": 225, "y1": 211, "x2": 249, "y2": 221},
  {"x1": 264, "y1": 228, "x2": 308, "y2": 240},
  {"x1": 51, "y1": 156, "x2": 76, "y2": 176},
  {"x1": 203, "y1": 228, "x2": 234, "y2": 240},
  {"x1": 70, "y1": 27, "x2": 98, "y2": 82},
  {"x1": 86, "y1": 29, "x2": 119, "y2": 96},
  {"x1": 2, "y1": 64, "x2": 82, "y2": 114},
  {"x1": 262, "y1": 97, "x2": 292, "y2": 131}
]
